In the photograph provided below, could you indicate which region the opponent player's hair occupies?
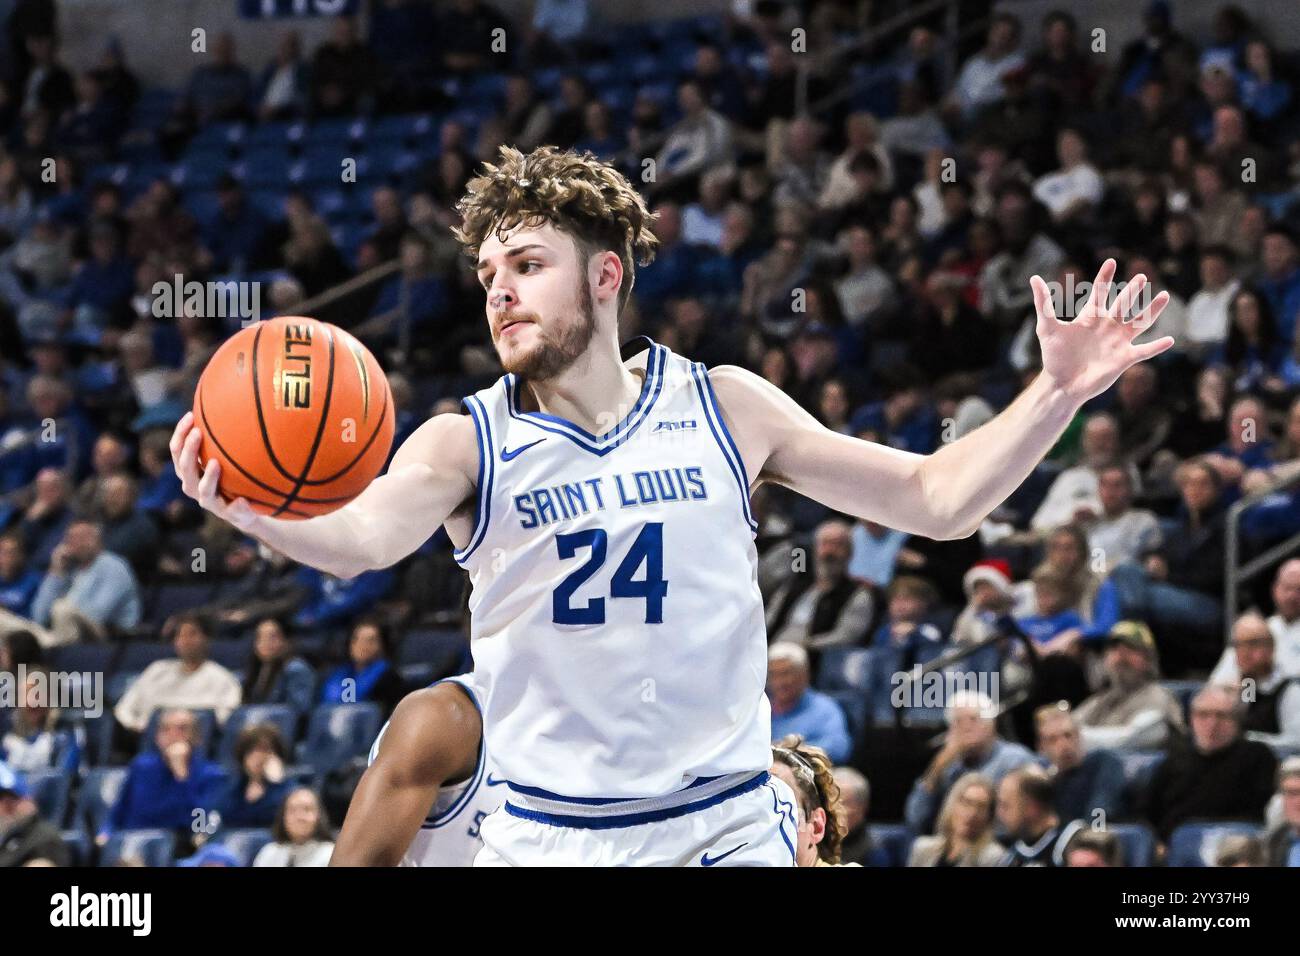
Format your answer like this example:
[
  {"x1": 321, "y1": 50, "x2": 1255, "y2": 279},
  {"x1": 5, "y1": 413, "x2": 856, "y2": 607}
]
[
  {"x1": 773, "y1": 735, "x2": 846, "y2": 864},
  {"x1": 452, "y1": 144, "x2": 660, "y2": 315}
]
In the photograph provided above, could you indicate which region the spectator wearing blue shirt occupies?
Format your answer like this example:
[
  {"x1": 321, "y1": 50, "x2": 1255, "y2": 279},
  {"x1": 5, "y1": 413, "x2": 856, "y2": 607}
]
[
  {"x1": 0, "y1": 532, "x2": 41, "y2": 618},
  {"x1": 870, "y1": 575, "x2": 947, "y2": 668},
  {"x1": 59, "y1": 221, "x2": 133, "y2": 332},
  {"x1": 29, "y1": 517, "x2": 141, "y2": 646},
  {"x1": 291, "y1": 565, "x2": 395, "y2": 631},
  {"x1": 182, "y1": 31, "x2": 252, "y2": 126},
  {"x1": 766, "y1": 642, "x2": 852, "y2": 764},
  {"x1": 18, "y1": 468, "x2": 77, "y2": 570},
  {"x1": 1257, "y1": 226, "x2": 1300, "y2": 345},
  {"x1": 217, "y1": 723, "x2": 293, "y2": 831},
  {"x1": 352, "y1": 233, "x2": 448, "y2": 351},
  {"x1": 242, "y1": 617, "x2": 316, "y2": 715},
  {"x1": 101, "y1": 708, "x2": 228, "y2": 846},
  {"x1": 319, "y1": 618, "x2": 407, "y2": 718},
  {"x1": 201, "y1": 176, "x2": 268, "y2": 274},
  {"x1": 1035, "y1": 703, "x2": 1126, "y2": 822},
  {"x1": 1015, "y1": 565, "x2": 1086, "y2": 651},
  {"x1": 848, "y1": 519, "x2": 908, "y2": 588},
  {"x1": 1238, "y1": 41, "x2": 1293, "y2": 123},
  {"x1": 904, "y1": 690, "x2": 1038, "y2": 834}
]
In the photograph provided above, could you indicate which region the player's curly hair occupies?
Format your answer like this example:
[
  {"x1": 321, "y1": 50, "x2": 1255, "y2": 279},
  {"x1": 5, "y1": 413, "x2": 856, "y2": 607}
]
[
  {"x1": 452, "y1": 144, "x2": 660, "y2": 315},
  {"x1": 773, "y1": 734, "x2": 846, "y2": 864}
]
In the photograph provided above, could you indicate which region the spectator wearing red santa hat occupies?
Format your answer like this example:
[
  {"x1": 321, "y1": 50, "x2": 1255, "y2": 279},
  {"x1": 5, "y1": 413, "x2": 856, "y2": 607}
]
[{"x1": 952, "y1": 558, "x2": 1017, "y2": 647}]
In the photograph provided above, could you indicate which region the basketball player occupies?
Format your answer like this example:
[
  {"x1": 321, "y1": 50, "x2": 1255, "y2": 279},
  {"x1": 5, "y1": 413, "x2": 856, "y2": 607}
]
[
  {"x1": 170, "y1": 145, "x2": 1172, "y2": 866},
  {"x1": 331, "y1": 674, "x2": 503, "y2": 867},
  {"x1": 771, "y1": 735, "x2": 856, "y2": 867}
]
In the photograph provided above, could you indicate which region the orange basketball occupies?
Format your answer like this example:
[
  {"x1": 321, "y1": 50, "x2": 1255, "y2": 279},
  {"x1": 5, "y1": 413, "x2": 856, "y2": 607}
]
[{"x1": 192, "y1": 316, "x2": 395, "y2": 519}]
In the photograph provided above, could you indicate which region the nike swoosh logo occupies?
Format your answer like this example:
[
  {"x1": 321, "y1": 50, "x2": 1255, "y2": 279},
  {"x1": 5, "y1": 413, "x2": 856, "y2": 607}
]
[
  {"x1": 700, "y1": 842, "x2": 748, "y2": 866},
  {"x1": 500, "y1": 439, "x2": 545, "y2": 461},
  {"x1": 485, "y1": 774, "x2": 508, "y2": 787}
]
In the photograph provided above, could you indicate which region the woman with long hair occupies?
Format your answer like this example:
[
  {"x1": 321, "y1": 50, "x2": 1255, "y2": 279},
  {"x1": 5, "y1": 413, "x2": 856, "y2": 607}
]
[{"x1": 908, "y1": 772, "x2": 1004, "y2": 866}]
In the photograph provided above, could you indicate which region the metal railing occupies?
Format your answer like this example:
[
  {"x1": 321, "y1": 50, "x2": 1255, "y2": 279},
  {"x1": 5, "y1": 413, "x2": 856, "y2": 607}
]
[{"x1": 1225, "y1": 468, "x2": 1300, "y2": 628}]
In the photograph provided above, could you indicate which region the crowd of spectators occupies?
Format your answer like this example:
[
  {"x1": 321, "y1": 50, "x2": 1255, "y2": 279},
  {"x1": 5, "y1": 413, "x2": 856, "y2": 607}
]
[{"x1": 1, "y1": 0, "x2": 1299, "y2": 865}]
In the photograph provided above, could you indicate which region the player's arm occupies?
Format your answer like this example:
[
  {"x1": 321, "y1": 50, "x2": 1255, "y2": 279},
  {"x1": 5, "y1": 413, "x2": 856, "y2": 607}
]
[
  {"x1": 170, "y1": 410, "x2": 477, "y2": 579},
  {"x1": 330, "y1": 683, "x2": 482, "y2": 866},
  {"x1": 714, "y1": 260, "x2": 1174, "y2": 540}
]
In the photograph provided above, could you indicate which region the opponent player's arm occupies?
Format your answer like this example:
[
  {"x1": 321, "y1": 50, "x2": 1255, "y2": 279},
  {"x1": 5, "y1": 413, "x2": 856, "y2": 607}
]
[
  {"x1": 714, "y1": 261, "x2": 1173, "y2": 540},
  {"x1": 330, "y1": 683, "x2": 482, "y2": 866},
  {"x1": 170, "y1": 411, "x2": 478, "y2": 579}
]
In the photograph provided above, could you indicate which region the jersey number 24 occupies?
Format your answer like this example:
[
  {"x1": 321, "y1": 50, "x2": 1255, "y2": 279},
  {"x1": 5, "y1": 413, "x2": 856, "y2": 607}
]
[{"x1": 553, "y1": 522, "x2": 668, "y2": 625}]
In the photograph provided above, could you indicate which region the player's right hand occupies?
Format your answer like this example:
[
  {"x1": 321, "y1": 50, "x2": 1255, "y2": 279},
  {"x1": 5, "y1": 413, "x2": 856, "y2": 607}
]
[{"x1": 170, "y1": 411, "x2": 260, "y2": 532}]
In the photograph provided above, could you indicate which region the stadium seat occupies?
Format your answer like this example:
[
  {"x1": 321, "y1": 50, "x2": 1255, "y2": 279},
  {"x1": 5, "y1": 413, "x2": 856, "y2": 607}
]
[
  {"x1": 207, "y1": 637, "x2": 253, "y2": 672},
  {"x1": 105, "y1": 671, "x2": 140, "y2": 707},
  {"x1": 101, "y1": 828, "x2": 176, "y2": 867},
  {"x1": 1167, "y1": 822, "x2": 1265, "y2": 867},
  {"x1": 399, "y1": 662, "x2": 436, "y2": 687},
  {"x1": 869, "y1": 646, "x2": 904, "y2": 725},
  {"x1": 826, "y1": 689, "x2": 868, "y2": 744},
  {"x1": 241, "y1": 147, "x2": 296, "y2": 188},
  {"x1": 1117, "y1": 750, "x2": 1165, "y2": 801},
  {"x1": 219, "y1": 828, "x2": 274, "y2": 867},
  {"x1": 217, "y1": 705, "x2": 299, "y2": 767},
  {"x1": 296, "y1": 703, "x2": 383, "y2": 777},
  {"x1": 82, "y1": 712, "x2": 118, "y2": 766},
  {"x1": 28, "y1": 769, "x2": 71, "y2": 826},
  {"x1": 1108, "y1": 822, "x2": 1158, "y2": 867},
  {"x1": 141, "y1": 708, "x2": 218, "y2": 756},
  {"x1": 869, "y1": 823, "x2": 917, "y2": 867},
  {"x1": 61, "y1": 829, "x2": 91, "y2": 866},
  {"x1": 817, "y1": 646, "x2": 874, "y2": 692},
  {"x1": 245, "y1": 119, "x2": 305, "y2": 149},
  {"x1": 304, "y1": 117, "x2": 365, "y2": 148},
  {"x1": 147, "y1": 582, "x2": 217, "y2": 625},
  {"x1": 398, "y1": 629, "x2": 467, "y2": 681},
  {"x1": 1160, "y1": 681, "x2": 1204, "y2": 723},
  {"x1": 47, "y1": 643, "x2": 118, "y2": 679},
  {"x1": 77, "y1": 767, "x2": 129, "y2": 837},
  {"x1": 118, "y1": 641, "x2": 176, "y2": 674}
]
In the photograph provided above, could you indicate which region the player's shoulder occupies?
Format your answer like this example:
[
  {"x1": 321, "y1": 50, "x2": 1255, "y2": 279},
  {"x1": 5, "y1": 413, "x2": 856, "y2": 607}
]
[
  {"x1": 390, "y1": 411, "x2": 479, "y2": 474},
  {"x1": 703, "y1": 363, "x2": 791, "y2": 427},
  {"x1": 372, "y1": 680, "x2": 483, "y2": 781}
]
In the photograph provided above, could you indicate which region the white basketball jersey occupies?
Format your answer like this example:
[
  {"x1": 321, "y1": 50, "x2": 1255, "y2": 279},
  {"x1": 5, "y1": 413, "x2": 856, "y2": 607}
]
[
  {"x1": 455, "y1": 337, "x2": 772, "y2": 799},
  {"x1": 366, "y1": 674, "x2": 504, "y2": 867}
]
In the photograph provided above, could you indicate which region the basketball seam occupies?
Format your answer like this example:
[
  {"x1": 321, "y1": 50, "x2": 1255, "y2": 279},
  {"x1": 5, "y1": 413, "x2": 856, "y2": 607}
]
[
  {"x1": 272, "y1": 325, "x2": 336, "y2": 516},
  {"x1": 250, "y1": 322, "x2": 305, "y2": 487},
  {"x1": 295, "y1": 379, "x2": 391, "y2": 486},
  {"x1": 198, "y1": 384, "x2": 357, "y2": 507}
]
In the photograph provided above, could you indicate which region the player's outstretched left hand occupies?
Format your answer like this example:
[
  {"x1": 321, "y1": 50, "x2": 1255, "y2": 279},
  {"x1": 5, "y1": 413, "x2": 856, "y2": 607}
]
[{"x1": 1029, "y1": 258, "x2": 1174, "y2": 405}]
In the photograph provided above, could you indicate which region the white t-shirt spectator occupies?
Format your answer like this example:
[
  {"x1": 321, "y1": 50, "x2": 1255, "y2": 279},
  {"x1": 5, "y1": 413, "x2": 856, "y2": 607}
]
[
  {"x1": 954, "y1": 49, "x2": 1026, "y2": 118},
  {"x1": 114, "y1": 659, "x2": 243, "y2": 732},
  {"x1": 1184, "y1": 278, "x2": 1241, "y2": 350},
  {"x1": 252, "y1": 840, "x2": 334, "y2": 867},
  {"x1": 1032, "y1": 163, "x2": 1104, "y2": 219}
]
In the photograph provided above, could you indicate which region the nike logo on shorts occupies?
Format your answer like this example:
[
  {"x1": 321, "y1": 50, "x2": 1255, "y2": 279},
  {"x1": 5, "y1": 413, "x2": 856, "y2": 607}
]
[{"x1": 700, "y1": 842, "x2": 748, "y2": 866}]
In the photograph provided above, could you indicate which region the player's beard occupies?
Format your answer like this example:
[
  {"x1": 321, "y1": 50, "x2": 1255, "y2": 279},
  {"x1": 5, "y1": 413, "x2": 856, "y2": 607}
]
[{"x1": 497, "y1": 274, "x2": 597, "y2": 382}]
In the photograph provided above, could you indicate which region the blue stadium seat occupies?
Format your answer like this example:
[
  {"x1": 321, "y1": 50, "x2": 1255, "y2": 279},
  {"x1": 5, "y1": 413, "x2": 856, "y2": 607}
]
[
  {"x1": 207, "y1": 637, "x2": 252, "y2": 672},
  {"x1": 105, "y1": 671, "x2": 139, "y2": 707},
  {"x1": 47, "y1": 643, "x2": 118, "y2": 678},
  {"x1": 78, "y1": 767, "x2": 129, "y2": 837},
  {"x1": 241, "y1": 147, "x2": 296, "y2": 188},
  {"x1": 369, "y1": 113, "x2": 435, "y2": 145},
  {"x1": 82, "y1": 712, "x2": 118, "y2": 766},
  {"x1": 826, "y1": 689, "x2": 867, "y2": 743},
  {"x1": 1117, "y1": 750, "x2": 1165, "y2": 799},
  {"x1": 399, "y1": 663, "x2": 436, "y2": 687},
  {"x1": 218, "y1": 705, "x2": 299, "y2": 767},
  {"x1": 219, "y1": 828, "x2": 274, "y2": 867},
  {"x1": 1167, "y1": 822, "x2": 1264, "y2": 867},
  {"x1": 101, "y1": 828, "x2": 176, "y2": 867},
  {"x1": 869, "y1": 823, "x2": 916, "y2": 867},
  {"x1": 118, "y1": 641, "x2": 175, "y2": 674},
  {"x1": 296, "y1": 703, "x2": 383, "y2": 777},
  {"x1": 245, "y1": 119, "x2": 305, "y2": 149},
  {"x1": 1108, "y1": 822, "x2": 1158, "y2": 867},
  {"x1": 1160, "y1": 681, "x2": 1204, "y2": 723},
  {"x1": 817, "y1": 647, "x2": 874, "y2": 692},
  {"x1": 141, "y1": 708, "x2": 217, "y2": 757},
  {"x1": 304, "y1": 117, "x2": 364, "y2": 148},
  {"x1": 147, "y1": 582, "x2": 217, "y2": 625},
  {"x1": 28, "y1": 769, "x2": 71, "y2": 826},
  {"x1": 398, "y1": 629, "x2": 467, "y2": 679},
  {"x1": 61, "y1": 829, "x2": 91, "y2": 866},
  {"x1": 869, "y1": 646, "x2": 904, "y2": 725}
]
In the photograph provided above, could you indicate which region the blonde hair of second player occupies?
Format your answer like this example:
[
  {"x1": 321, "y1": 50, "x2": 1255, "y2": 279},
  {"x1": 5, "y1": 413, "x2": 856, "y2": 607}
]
[
  {"x1": 772, "y1": 734, "x2": 846, "y2": 864},
  {"x1": 933, "y1": 772, "x2": 999, "y2": 858}
]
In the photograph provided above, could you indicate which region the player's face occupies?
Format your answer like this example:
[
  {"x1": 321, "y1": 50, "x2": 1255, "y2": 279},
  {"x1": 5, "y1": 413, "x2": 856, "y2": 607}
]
[
  {"x1": 770, "y1": 763, "x2": 822, "y2": 867},
  {"x1": 477, "y1": 224, "x2": 597, "y2": 381}
]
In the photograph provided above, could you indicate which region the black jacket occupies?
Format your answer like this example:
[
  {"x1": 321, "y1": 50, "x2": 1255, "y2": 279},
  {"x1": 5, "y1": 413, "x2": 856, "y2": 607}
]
[
  {"x1": 0, "y1": 811, "x2": 70, "y2": 867},
  {"x1": 1140, "y1": 736, "x2": 1277, "y2": 841}
]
